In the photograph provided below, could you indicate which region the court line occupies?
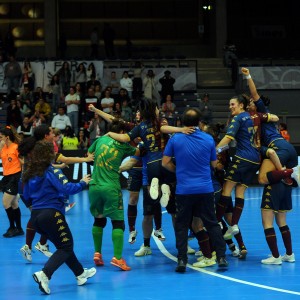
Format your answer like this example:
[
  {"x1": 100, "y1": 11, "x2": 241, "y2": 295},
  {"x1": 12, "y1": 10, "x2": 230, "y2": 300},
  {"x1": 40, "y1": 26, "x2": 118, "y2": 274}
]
[{"x1": 152, "y1": 233, "x2": 300, "y2": 296}]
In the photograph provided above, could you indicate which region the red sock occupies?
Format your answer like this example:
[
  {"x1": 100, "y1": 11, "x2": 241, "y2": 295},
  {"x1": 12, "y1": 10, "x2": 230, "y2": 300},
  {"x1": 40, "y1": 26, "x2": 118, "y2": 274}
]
[
  {"x1": 127, "y1": 204, "x2": 137, "y2": 232},
  {"x1": 264, "y1": 228, "x2": 279, "y2": 258},
  {"x1": 195, "y1": 230, "x2": 212, "y2": 258},
  {"x1": 279, "y1": 225, "x2": 293, "y2": 255},
  {"x1": 231, "y1": 198, "x2": 244, "y2": 225},
  {"x1": 266, "y1": 169, "x2": 293, "y2": 184},
  {"x1": 26, "y1": 220, "x2": 36, "y2": 249},
  {"x1": 216, "y1": 196, "x2": 231, "y2": 222}
]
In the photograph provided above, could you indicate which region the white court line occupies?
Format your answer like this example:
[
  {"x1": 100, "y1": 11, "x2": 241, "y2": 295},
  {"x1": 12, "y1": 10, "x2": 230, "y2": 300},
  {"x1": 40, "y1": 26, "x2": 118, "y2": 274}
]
[{"x1": 153, "y1": 223, "x2": 300, "y2": 296}]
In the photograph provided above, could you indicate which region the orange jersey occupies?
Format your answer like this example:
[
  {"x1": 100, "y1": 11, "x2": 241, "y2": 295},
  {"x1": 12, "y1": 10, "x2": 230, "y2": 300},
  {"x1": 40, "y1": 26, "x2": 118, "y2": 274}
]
[
  {"x1": 0, "y1": 143, "x2": 21, "y2": 175},
  {"x1": 280, "y1": 130, "x2": 290, "y2": 142}
]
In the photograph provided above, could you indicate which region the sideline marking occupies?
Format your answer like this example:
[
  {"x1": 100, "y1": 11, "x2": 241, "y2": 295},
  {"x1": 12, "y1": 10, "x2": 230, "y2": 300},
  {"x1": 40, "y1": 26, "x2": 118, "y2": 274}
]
[{"x1": 152, "y1": 232, "x2": 300, "y2": 296}]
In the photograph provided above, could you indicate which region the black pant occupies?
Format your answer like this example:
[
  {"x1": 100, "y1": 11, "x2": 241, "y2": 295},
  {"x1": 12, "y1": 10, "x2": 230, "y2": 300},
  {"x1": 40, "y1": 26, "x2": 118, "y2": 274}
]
[
  {"x1": 30, "y1": 209, "x2": 84, "y2": 279},
  {"x1": 175, "y1": 193, "x2": 226, "y2": 262}
]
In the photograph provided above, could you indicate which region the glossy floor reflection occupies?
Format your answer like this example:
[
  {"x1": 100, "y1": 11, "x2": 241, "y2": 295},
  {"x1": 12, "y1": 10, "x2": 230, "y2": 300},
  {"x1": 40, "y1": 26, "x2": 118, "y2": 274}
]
[{"x1": 1, "y1": 186, "x2": 300, "y2": 300}]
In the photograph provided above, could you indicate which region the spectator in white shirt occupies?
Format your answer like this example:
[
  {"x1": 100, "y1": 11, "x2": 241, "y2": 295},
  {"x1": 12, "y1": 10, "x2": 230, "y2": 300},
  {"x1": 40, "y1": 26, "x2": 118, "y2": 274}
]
[
  {"x1": 51, "y1": 105, "x2": 72, "y2": 133},
  {"x1": 65, "y1": 86, "x2": 80, "y2": 135},
  {"x1": 120, "y1": 71, "x2": 133, "y2": 99},
  {"x1": 101, "y1": 89, "x2": 114, "y2": 114}
]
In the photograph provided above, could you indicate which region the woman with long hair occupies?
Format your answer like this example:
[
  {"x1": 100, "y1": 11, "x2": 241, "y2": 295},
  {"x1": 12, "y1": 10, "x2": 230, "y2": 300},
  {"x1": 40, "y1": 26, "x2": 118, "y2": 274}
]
[
  {"x1": 22, "y1": 141, "x2": 95, "y2": 295},
  {"x1": 0, "y1": 126, "x2": 23, "y2": 238}
]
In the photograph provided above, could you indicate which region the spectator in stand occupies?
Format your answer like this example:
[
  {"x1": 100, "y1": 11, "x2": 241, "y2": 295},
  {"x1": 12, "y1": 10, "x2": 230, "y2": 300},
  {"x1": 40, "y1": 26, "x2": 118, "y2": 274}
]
[
  {"x1": 279, "y1": 123, "x2": 290, "y2": 142},
  {"x1": 121, "y1": 99, "x2": 132, "y2": 122},
  {"x1": 6, "y1": 98, "x2": 22, "y2": 128},
  {"x1": 33, "y1": 86, "x2": 47, "y2": 104},
  {"x1": 20, "y1": 84, "x2": 33, "y2": 107},
  {"x1": 17, "y1": 116, "x2": 33, "y2": 139},
  {"x1": 28, "y1": 110, "x2": 46, "y2": 133},
  {"x1": 56, "y1": 61, "x2": 71, "y2": 97},
  {"x1": 120, "y1": 71, "x2": 133, "y2": 99},
  {"x1": 199, "y1": 93, "x2": 214, "y2": 124},
  {"x1": 83, "y1": 87, "x2": 100, "y2": 121},
  {"x1": 87, "y1": 74, "x2": 100, "y2": 91},
  {"x1": 101, "y1": 88, "x2": 114, "y2": 114},
  {"x1": 143, "y1": 70, "x2": 160, "y2": 106},
  {"x1": 34, "y1": 98, "x2": 51, "y2": 124},
  {"x1": 115, "y1": 88, "x2": 130, "y2": 108},
  {"x1": 78, "y1": 128, "x2": 89, "y2": 150},
  {"x1": 88, "y1": 113, "x2": 106, "y2": 145},
  {"x1": 48, "y1": 75, "x2": 60, "y2": 113},
  {"x1": 132, "y1": 61, "x2": 144, "y2": 101},
  {"x1": 113, "y1": 102, "x2": 122, "y2": 119},
  {"x1": 75, "y1": 63, "x2": 87, "y2": 96},
  {"x1": 61, "y1": 126, "x2": 79, "y2": 150},
  {"x1": 223, "y1": 40, "x2": 237, "y2": 67},
  {"x1": 103, "y1": 23, "x2": 116, "y2": 58},
  {"x1": 4, "y1": 54, "x2": 22, "y2": 97},
  {"x1": 161, "y1": 94, "x2": 176, "y2": 126},
  {"x1": 22, "y1": 61, "x2": 34, "y2": 91},
  {"x1": 86, "y1": 63, "x2": 96, "y2": 82},
  {"x1": 108, "y1": 71, "x2": 120, "y2": 100},
  {"x1": 94, "y1": 83, "x2": 102, "y2": 99},
  {"x1": 159, "y1": 70, "x2": 176, "y2": 104},
  {"x1": 90, "y1": 27, "x2": 99, "y2": 59},
  {"x1": 51, "y1": 105, "x2": 72, "y2": 133},
  {"x1": 65, "y1": 86, "x2": 80, "y2": 135}
]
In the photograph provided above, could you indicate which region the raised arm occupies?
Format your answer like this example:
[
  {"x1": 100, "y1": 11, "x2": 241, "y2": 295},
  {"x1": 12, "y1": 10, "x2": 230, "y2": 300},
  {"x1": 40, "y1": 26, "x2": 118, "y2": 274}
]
[
  {"x1": 241, "y1": 67, "x2": 260, "y2": 101},
  {"x1": 160, "y1": 125, "x2": 195, "y2": 135},
  {"x1": 89, "y1": 104, "x2": 114, "y2": 123},
  {"x1": 106, "y1": 131, "x2": 130, "y2": 143}
]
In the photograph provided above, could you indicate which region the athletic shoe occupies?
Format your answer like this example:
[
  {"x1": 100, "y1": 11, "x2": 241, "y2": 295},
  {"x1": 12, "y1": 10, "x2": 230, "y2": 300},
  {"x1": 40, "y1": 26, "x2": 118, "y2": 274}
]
[
  {"x1": 193, "y1": 257, "x2": 216, "y2": 268},
  {"x1": 20, "y1": 244, "x2": 32, "y2": 262},
  {"x1": 35, "y1": 242, "x2": 52, "y2": 257},
  {"x1": 195, "y1": 250, "x2": 203, "y2": 257},
  {"x1": 224, "y1": 224, "x2": 239, "y2": 240},
  {"x1": 238, "y1": 248, "x2": 248, "y2": 259},
  {"x1": 197, "y1": 251, "x2": 216, "y2": 262},
  {"x1": 33, "y1": 271, "x2": 50, "y2": 295},
  {"x1": 175, "y1": 259, "x2": 186, "y2": 273},
  {"x1": 154, "y1": 228, "x2": 166, "y2": 241},
  {"x1": 76, "y1": 267, "x2": 97, "y2": 285},
  {"x1": 150, "y1": 178, "x2": 159, "y2": 200},
  {"x1": 282, "y1": 253, "x2": 295, "y2": 263},
  {"x1": 14, "y1": 228, "x2": 24, "y2": 236},
  {"x1": 217, "y1": 257, "x2": 229, "y2": 268},
  {"x1": 291, "y1": 166, "x2": 300, "y2": 186},
  {"x1": 65, "y1": 202, "x2": 76, "y2": 212},
  {"x1": 3, "y1": 227, "x2": 17, "y2": 238},
  {"x1": 110, "y1": 257, "x2": 131, "y2": 271},
  {"x1": 229, "y1": 243, "x2": 240, "y2": 257},
  {"x1": 93, "y1": 252, "x2": 104, "y2": 266},
  {"x1": 187, "y1": 245, "x2": 196, "y2": 254},
  {"x1": 128, "y1": 230, "x2": 137, "y2": 244},
  {"x1": 160, "y1": 184, "x2": 170, "y2": 207},
  {"x1": 134, "y1": 244, "x2": 152, "y2": 257},
  {"x1": 261, "y1": 255, "x2": 282, "y2": 265}
]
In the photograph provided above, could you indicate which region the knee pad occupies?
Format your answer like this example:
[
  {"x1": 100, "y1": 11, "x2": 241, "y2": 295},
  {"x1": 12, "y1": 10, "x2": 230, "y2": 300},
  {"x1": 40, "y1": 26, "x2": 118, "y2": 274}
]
[
  {"x1": 112, "y1": 220, "x2": 125, "y2": 231},
  {"x1": 93, "y1": 217, "x2": 107, "y2": 228}
]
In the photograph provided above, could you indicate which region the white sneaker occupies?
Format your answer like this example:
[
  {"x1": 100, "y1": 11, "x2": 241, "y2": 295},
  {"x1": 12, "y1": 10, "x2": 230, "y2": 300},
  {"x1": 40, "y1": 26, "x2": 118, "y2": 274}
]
[
  {"x1": 20, "y1": 244, "x2": 32, "y2": 262},
  {"x1": 224, "y1": 224, "x2": 239, "y2": 240},
  {"x1": 195, "y1": 250, "x2": 203, "y2": 257},
  {"x1": 154, "y1": 228, "x2": 166, "y2": 241},
  {"x1": 291, "y1": 166, "x2": 300, "y2": 186},
  {"x1": 128, "y1": 230, "x2": 137, "y2": 244},
  {"x1": 150, "y1": 178, "x2": 159, "y2": 200},
  {"x1": 196, "y1": 251, "x2": 216, "y2": 262},
  {"x1": 160, "y1": 184, "x2": 170, "y2": 207},
  {"x1": 65, "y1": 202, "x2": 76, "y2": 212},
  {"x1": 134, "y1": 244, "x2": 152, "y2": 257},
  {"x1": 228, "y1": 243, "x2": 240, "y2": 257},
  {"x1": 282, "y1": 253, "x2": 296, "y2": 263},
  {"x1": 193, "y1": 257, "x2": 216, "y2": 268},
  {"x1": 76, "y1": 267, "x2": 97, "y2": 286},
  {"x1": 33, "y1": 271, "x2": 50, "y2": 295},
  {"x1": 261, "y1": 255, "x2": 282, "y2": 265},
  {"x1": 187, "y1": 245, "x2": 196, "y2": 254},
  {"x1": 35, "y1": 242, "x2": 52, "y2": 258}
]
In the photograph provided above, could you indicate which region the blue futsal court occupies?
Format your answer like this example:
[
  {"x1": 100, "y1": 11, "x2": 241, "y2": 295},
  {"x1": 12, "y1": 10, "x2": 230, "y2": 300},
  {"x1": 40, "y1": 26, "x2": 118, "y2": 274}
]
[{"x1": 1, "y1": 186, "x2": 300, "y2": 300}]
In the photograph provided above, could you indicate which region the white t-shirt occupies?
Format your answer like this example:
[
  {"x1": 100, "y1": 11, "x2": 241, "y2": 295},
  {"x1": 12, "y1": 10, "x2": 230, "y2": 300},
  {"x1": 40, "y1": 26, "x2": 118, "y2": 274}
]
[
  {"x1": 101, "y1": 97, "x2": 114, "y2": 113},
  {"x1": 65, "y1": 93, "x2": 80, "y2": 113}
]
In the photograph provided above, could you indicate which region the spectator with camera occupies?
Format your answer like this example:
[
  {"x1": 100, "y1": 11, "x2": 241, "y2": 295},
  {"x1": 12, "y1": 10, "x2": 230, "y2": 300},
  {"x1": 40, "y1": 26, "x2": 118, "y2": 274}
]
[{"x1": 159, "y1": 70, "x2": 176, "y2": 105}]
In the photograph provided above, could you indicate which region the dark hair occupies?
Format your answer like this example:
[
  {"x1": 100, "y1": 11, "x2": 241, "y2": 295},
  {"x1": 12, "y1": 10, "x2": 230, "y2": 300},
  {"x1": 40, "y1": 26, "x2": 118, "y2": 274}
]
[
  {"x1": 182, "y1": 108, "x2": 201, "y2": 126},
  {"x1": 232, "y1": 95, "x2": 248, "y2": 110},
  {"x1": 108, "y1": 119, "x2": 127, "y2": 133},
  {"x1": 260, "y1": 95, "x2": 270, "y2": 107},
  {"x1": 280, "y1": 122, "x2": 287, "y2": 130},
  {"x1": 22, "y1": 141, "x2": 55, "y2": 183},
  {"x1": 0, "y1": 126, "x2": 21, "y2": 144},
  {"x1": 34, "y1": 124, "x2": 51, "y2": 141},
  {"x1": 137, "y1": 98, "x2": 158, "y2": 128}
]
